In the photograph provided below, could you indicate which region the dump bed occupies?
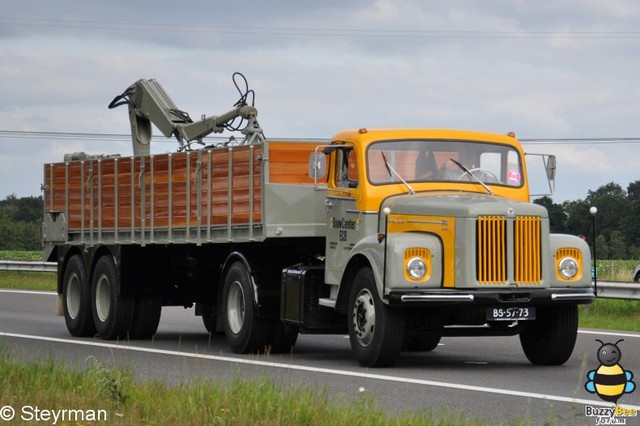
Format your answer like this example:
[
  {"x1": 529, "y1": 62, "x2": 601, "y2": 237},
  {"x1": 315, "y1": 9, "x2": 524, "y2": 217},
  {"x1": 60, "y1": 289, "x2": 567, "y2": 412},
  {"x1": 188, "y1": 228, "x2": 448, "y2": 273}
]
[{"x1": 42, "y1": 140, "x2": 327, "y2": 258}]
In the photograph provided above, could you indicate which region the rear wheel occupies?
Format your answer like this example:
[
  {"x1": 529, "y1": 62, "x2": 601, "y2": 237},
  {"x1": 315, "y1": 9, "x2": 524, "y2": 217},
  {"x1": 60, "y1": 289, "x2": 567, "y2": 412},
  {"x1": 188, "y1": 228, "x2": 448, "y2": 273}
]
[
  {"x1": 62, "y1": 255, "x2": 95, "y2": 337},
  {"x1": 128, "y1": 297, "x2": 162, "y2": 339},
  {"x1": 222, "y1": 262, "x2": 269, "y2": 353},
  {"x1": 91, "y1": 255, "x2": 135, "y2": 340},
  {"x1": 519, "y1": 305, "x2": 578, "y2": 365},
  {"x1": 348, "y1": 267, "x2": 405, "y2": 367},
  {"x1": 201, "y1": 304, "x2": 219, "y2": 334},
  {"x1": 267, "y1": 322, "x2": 298, "y2": 353}
]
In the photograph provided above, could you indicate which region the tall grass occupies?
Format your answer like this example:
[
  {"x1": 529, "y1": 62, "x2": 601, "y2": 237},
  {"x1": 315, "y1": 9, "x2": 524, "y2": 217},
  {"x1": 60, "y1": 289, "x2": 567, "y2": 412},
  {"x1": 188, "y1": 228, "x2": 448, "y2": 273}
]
[
  {"x1": 594, "y1": 259, "x2": 639, "y2": 281},
  {"x1": 0, "y1": 352, "x2": 486, "y2": 425}
]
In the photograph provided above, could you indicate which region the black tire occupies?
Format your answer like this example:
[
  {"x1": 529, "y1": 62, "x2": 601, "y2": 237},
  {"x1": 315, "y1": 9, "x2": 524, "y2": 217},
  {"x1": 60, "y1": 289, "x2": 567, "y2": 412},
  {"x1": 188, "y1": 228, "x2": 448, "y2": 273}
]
[
  {"x1": 634, "y1": 271, "x2": 640, "y2": 282},
  {"x1": 128, "y1": 297, "x2": 162, "y2": 339},
  {"x1": 267, "y1": 321, "x2": 299, "y2": 354},
  {"x1": 519, "y1": 305, "x2": 578, "y2": 365},
  {"x1": 201, "y1": 304, "x2": 219, "y2": 334},
  {"x1": 404, "y1": 335, "x2": 441, "y2": 352},
  {"x1": 62, "y1": 255, "x2": 96, "y2": 337},
  {"x1": 91, "y1": 255, "x2": 135, "y2": 340},
  {"x1": 222, "y1": 262, "x2": 270, "y2": 353},
  {"x1": 348, "y1": 267, "x2": 405, "y2": 367}
]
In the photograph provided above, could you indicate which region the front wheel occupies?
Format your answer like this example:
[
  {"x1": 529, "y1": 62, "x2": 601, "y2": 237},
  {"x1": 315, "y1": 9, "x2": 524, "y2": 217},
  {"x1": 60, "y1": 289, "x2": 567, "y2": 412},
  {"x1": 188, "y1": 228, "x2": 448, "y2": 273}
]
[
  {"x1": 404, "y1": 334, "x2": 441, "y2": 352},
  {"x1": 519, "y1": 305, "x2": 578, "y2": 365},
  {"x1": 348, "y1": 267, "x2": 405, "y2": 367},
  {"x1": 222, "y1": 262, "x2": 269, "y2": 353}
]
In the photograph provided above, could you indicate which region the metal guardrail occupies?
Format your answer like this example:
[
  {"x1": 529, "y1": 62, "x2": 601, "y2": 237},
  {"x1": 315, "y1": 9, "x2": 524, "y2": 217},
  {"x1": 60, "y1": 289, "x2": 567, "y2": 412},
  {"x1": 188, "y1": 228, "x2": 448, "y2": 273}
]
[
  {"x1": 0, "y1": 260, "x2": 57, "y2": 273},
  {"x1": 595, "y1": 281, "x2": 640, "y2": 300},
  {"x1": 1, "y1": 260, "x2": 639, "y2": 300}
]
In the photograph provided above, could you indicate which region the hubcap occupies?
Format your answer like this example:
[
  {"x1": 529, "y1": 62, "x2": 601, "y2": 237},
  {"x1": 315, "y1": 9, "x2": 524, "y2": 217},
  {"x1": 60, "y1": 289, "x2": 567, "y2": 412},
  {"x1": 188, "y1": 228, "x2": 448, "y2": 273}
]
[
  {"x1": 95, "y1": 274, "x2": 111, "y2": 322},
  {"x1": 227, "y1": 280, "x2": 245, "y2": 334},
  {"x1": 352, "y1": 288, "x2": 375, "y2": 347},
  {"x1": 66, "y1": 273, "x2": 81, "y2": 319}
]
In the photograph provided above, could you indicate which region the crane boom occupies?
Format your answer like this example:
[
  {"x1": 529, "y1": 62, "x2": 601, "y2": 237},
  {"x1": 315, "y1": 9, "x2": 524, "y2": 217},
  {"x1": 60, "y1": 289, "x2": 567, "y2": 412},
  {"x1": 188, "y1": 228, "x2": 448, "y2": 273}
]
[{"x1": 108, "y1": 77, "x2": 263, "y2": 156}]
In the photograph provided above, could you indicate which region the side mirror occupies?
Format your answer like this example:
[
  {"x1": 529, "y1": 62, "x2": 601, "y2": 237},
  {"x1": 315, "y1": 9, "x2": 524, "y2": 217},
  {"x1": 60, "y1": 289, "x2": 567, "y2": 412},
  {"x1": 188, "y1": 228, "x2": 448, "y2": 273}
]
[
  {"x1": 545, "y1": 155, "x2": 556, "y2": 191},
  {"x1": 309, "y1": 152, "x2": 326, "y2": 180}
]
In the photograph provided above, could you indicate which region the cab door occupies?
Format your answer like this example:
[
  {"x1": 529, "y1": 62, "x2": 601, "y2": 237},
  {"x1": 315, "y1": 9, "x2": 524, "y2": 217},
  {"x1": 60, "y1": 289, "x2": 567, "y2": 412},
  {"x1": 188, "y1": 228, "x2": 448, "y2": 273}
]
[{"x1": 325, "y1": 147, "x2": 362, "y2": 285}]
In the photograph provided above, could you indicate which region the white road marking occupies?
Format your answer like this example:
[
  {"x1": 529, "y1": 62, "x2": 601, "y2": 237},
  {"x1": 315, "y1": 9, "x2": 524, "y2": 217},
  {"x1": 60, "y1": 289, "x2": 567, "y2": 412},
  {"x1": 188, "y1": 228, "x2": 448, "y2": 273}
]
[
  {"x1": 578, "y1": 329, "x2": 640, "y2": 339},
  {"x1": 0, "y1": 289, "x2": 56, "y2": 296},
  {"x1": 1, "y1": 331, "x2": 638, "y2": 410}
]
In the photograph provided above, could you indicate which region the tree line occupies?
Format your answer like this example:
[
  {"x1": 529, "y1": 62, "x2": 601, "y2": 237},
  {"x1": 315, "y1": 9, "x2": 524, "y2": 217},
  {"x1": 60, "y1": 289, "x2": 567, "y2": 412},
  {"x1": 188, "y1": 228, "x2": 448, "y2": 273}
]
[
  {"x1": 534, "y1": 181, "x2": 640, "y2": 260},
  {"x1": 1, "y1": 181, "x2": 639, "y2": 258},
  {"x1": 0, "y1": 194, "x2": 42, "y2": 250}
]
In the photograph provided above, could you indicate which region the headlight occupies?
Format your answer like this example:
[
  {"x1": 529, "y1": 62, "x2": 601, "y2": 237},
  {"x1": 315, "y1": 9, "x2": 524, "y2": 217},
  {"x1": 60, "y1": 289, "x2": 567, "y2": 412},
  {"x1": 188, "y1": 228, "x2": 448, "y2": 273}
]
[
  {"x1": 407, "y1": 257, "x2": 427, "y2": 280},
  {"x1": 558, "y1": 257, "x2": 578, "y2": 279}
]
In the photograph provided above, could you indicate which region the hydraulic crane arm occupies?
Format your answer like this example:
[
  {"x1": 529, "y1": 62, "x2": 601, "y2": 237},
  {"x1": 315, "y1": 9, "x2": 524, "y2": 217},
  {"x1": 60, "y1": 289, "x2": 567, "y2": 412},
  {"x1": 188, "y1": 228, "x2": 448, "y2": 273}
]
[{"x1": 108, "y1": 75, "x2": 263, "y2": 156}]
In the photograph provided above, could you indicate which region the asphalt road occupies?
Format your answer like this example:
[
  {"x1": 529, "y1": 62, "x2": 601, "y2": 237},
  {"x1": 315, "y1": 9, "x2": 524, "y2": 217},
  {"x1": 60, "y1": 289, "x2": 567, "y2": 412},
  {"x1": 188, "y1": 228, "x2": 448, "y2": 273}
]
[{"x1": 1, "y1": 289, "x2": 639, "y2": 424}]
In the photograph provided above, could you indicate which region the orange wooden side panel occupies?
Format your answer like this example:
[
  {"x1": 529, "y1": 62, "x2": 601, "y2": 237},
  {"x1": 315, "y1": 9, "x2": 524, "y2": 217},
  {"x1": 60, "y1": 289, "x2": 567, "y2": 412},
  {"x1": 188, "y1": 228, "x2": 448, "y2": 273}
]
[
  {"x1": 268, "y1": 141, "x2": 324, "y2": 184},
  {"x1": 44, "y1": 145, "x2": 263, "y2": 231},
  {"x1": 43, "y1": 141, "x2": 324, "y2": 233}
]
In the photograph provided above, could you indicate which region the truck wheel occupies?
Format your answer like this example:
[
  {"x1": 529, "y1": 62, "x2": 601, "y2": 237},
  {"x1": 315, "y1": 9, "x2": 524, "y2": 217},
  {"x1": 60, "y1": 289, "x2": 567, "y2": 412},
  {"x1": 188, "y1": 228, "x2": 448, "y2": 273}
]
[
  {"x1": 91, "y1": 255, "x2": 134, "y2": 340},
  {"x1": 62, "y1": 255, "x2": 96, "y2": 337},
  {"x1": 404, "y1": 335, "x2": 441, "y2": 352},
  {"x1": 222, "y1": 262, "x2": 269, "y2": 353},
  {"x1": 128, "y1": 297, "x2": 161, "y2": 339},
  {"x1": 519, "y1": 305, "x2": 578, "y2": 365},
  {"x1": 348, "y1": 267, "x2": 405, "y2": 367},
  {"x1": 201, "y1": 304, "x2": 219, "y2": 334},
  {"x1": 267, "y1": 322, "x2": 299, "y2": 354}
]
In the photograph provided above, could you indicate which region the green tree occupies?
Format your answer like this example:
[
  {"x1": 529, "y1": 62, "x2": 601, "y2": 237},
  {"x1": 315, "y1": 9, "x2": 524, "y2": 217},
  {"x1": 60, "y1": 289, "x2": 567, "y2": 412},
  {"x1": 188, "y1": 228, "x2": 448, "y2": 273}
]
[
  {"x1": 623, "y1": 180, "x2": 640, "y2": 249},
  {"x1": 563, "y1": 199, "x2": 591, "y2": 239},
  {"x1": 594, "y1": 234, "x2": 609, "y2": 260},
  {"x1": 607, "y1": 230, "x2": 627, "y2": 259},
  {"x1": 0, "y1": 194, "x2": 42, "y2": 250},
  {"x1": 585, "y1": 182, "x2": 629, "y2": 241},
  {"x1": 533, "y1": 196, "x2": 567, "y2": 233}
]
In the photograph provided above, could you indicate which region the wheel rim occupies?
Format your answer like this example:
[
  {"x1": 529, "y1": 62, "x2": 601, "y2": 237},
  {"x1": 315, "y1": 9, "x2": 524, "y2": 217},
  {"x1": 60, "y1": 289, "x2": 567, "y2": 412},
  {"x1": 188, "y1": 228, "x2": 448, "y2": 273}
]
[
  {"x1": 353, "y1": 288, "x2": 375, "y2": 347},
  {"x1": 66, "y1": 272, "x2": 81, "y2": 319},
  {"x1": 227, "y1": 280, "x2": 245, "y2": 335},
  {"x1": 95, "y1": 274, "x2": 111, "y2": 322}
]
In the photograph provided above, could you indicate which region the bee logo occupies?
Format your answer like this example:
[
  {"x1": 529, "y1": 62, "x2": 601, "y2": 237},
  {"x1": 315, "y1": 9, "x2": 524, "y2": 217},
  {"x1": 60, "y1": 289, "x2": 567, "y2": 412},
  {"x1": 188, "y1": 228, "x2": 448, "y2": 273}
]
[{"x1": 585, "y1": 339, "x2": 636, "y2": 404}]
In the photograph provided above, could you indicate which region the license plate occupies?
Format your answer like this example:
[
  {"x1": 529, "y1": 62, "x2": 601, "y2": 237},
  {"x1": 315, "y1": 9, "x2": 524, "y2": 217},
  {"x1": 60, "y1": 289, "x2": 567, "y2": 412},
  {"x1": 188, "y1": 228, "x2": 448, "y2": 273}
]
[{"x1": 487, "y1": 307, "x2": 536, "y2": 321}]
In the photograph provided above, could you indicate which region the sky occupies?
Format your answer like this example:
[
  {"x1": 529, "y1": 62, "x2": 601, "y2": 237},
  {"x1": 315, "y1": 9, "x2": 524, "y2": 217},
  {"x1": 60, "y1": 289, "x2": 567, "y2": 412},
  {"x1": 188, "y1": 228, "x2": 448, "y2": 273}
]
[{"x1": 1, "y1": 1, "x2": 639, "y2": 203}]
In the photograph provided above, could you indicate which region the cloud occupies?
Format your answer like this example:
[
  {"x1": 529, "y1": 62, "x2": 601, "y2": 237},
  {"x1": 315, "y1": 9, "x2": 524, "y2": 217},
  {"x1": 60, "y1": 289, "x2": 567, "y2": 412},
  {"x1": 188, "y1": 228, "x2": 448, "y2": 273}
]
[{"x1": 1, "y1": 1, "x2": 639, "y2": 203}]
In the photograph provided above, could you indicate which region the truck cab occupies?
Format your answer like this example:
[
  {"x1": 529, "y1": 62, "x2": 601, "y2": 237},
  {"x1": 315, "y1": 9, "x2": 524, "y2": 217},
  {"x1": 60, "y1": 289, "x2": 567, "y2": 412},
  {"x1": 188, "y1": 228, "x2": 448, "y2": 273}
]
[{"x1": 312, "y1": 128, "x2": 593, "y2": 367}]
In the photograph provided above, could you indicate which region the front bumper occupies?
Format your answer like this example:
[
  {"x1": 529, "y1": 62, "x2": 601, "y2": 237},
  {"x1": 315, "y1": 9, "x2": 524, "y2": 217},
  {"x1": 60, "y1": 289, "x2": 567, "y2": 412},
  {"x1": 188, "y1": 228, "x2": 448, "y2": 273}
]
[{"x1": 387, "y1": 287, "x2": 594, "y2": 306}]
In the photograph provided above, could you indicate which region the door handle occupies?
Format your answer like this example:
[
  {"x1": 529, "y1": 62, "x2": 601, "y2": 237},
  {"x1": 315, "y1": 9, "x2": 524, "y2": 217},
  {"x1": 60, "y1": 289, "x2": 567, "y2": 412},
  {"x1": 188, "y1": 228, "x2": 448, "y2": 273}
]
[{"x1": 325, "y1": 199, "x2": 333, "y2": 212}]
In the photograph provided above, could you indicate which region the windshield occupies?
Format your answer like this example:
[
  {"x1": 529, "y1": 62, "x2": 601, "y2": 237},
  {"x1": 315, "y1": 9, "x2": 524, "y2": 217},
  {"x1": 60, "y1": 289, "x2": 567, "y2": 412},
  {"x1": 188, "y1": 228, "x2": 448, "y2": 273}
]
[{"x1": 367, "y1": 139, "x2": 523, "y2": 188}]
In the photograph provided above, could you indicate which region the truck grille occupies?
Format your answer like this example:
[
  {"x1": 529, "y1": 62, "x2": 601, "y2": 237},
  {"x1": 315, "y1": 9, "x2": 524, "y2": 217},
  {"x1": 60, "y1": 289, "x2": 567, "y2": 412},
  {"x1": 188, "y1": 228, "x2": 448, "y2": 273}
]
[{"x1": 476, "y1": 216, "x2": 542, "y2": 285}]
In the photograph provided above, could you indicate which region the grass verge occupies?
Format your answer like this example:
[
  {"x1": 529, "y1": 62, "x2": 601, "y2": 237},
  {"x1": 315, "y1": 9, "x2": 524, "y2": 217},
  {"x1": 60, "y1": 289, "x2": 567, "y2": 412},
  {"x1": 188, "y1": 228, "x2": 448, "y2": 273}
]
[
  {"x1": 579, "y1": 298, "x2": 640, "y2": 331},
  {"x1": 0, "y1": 353, "x2": 485, "y2": 426}
]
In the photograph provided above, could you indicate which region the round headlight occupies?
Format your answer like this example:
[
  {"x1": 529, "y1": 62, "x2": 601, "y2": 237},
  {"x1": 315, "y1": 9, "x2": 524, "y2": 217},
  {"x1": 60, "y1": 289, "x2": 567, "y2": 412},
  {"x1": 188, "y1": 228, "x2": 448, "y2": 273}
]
[
  {"x1": 407, "y1": 257, "x2": 427, "y2": 280},
  {"x1": 558, "y1": 257, "x2": 578, "y2": 279}
]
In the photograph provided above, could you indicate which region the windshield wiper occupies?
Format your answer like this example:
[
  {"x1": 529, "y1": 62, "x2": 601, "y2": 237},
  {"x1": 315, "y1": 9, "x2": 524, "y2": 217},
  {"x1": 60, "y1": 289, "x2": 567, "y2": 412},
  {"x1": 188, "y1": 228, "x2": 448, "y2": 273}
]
[
  {"x1": 381, "y1": 151, "x2": 415, "y2": 195},
  {"x1": 449, "y1": 158, "x2": 493, "y2": 196}
]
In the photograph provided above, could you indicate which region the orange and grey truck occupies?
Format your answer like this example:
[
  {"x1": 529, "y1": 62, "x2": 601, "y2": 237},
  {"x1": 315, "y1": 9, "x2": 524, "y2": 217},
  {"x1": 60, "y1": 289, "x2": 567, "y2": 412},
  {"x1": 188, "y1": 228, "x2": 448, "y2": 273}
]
[{"x1": 43, "y1": 75, "x2": 594, "y2": 367}]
